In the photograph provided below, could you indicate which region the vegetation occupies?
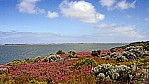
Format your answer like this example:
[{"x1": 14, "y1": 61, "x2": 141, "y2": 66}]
[
  {"x1": 68, "y1": 50, "x2": 77, "y2": 58},
  {"x1": 6, "y1": 59, "x2": 22, "y2": 66},
  {"x1": 92, "y1": 63, "x2": 149, "y2": 84},
  {"x1": 56, "y1": 50, "x2": 65, "y2": 54},
  {"x1": 112, "y1": 41, "x2": 149, "y2": 51},
  {"x1": 0, "y1": 41, "x2": 149, "y2": 84},
  {"x1": 91, "y1": 50, "x2": 101, "y2": 56},
  {"x1": 73, "y1": 58, "x2": 96, "y2": 69}
]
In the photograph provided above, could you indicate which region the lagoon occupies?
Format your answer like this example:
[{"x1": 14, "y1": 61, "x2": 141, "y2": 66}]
[{"x1": 0, "y1": 43, "x2": 126, "y2": 64}]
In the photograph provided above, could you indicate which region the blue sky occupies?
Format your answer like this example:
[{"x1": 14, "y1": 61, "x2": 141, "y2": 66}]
[{"x1": 0, "y1": 0, "x2": 149, "y2": 43}]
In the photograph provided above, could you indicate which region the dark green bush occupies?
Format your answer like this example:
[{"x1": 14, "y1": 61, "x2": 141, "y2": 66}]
[
  {"x1": 97, "y1": 50, "x2": 101, "y2": 55},
  {"x1": 56, "y1": 50, "x2": 65, "y2": 54},
  {"x1": 91, "y1": 50, "x2": 99, "y2": 56},
  {"x1": 68, "y1": 51, "x2": 76, "y2": 58}
]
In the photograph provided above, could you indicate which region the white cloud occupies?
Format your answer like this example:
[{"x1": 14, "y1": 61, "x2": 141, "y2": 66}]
[
  {"x1": 47, "y1": 11, "x2": 59, "y2": 19},
  {"x1": 100, "y1": 0, "x2": 116, "y2": 9},
  {"x1": 116, "y1": 0, "x2": 136, "y2": 10},
  {"x1": 97, "y1": 24, "x2": 144, "y2": 38},
  {"x1": 17, "y1": 0, "x2": 45, "y2": 14},
  {"x1": 144, "y1": 18, "x2": 149, "y2": 22},
  {"x1": 60, "y1": 0, "x2": 104, "y2": 23},
  {"x1": 99, "y1": 0, "x2": 136, "y2": 10}
]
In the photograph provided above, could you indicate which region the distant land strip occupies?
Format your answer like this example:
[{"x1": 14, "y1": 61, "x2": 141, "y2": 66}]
[
  {"x1": 0, "y1": 43, "x2": 129, "y2": 46},
  {"x1": 0, "y1": 43, "x2": 78, "y2": 46}
]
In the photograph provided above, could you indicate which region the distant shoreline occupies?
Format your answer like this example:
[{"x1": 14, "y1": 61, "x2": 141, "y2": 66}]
[
  {"x1": 0, "y1": 44, "x2": 63, "y2": 46},
  {"x1": 0, "y1": 43, "x2": 128, "y2": 46}
]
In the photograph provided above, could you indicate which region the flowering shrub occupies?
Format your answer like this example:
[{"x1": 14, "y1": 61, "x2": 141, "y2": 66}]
[
  {"x1": 68, "y1": 51, "x2": 77, "y2": 58},
  {"x1": 76, "y1": 52, "x2": 91, "y2": 57},
  {"x1": 0, "y1": 68, "x2": 9, "y2": 75},
  {"x1": 40, "y1": 54, "x2": 63, "y2": 63},
  {"x1": 92, "y1": 64, "x2": 142, "y2": 83},
  {"x1": 101, "y1": 45, "x2": 148, "y2": 62},
  {"x1": 3, "y1": 55, "x2": 93, "y2": 83},
  {"x1": 47, "y1": 54, "x2": 63, "y2": 62}
]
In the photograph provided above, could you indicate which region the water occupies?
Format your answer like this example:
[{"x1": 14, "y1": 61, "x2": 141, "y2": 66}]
[{"x1": 0, "y1": 43, "x2": 126, "y2": 64}]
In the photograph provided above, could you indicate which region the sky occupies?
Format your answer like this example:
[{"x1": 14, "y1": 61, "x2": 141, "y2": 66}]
[{"x1": 0, "y1": 0, "x2": 149, "y2": 44}]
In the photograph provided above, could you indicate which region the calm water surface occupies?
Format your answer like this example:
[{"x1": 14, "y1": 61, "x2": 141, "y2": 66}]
[{"x1": 0, "y1": 43, "x2": 126, "y2": 64}]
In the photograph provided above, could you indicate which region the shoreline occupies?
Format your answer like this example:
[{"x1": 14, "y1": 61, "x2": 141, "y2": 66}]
[{"x1": 0, "y1": 43, "x2": 128, "y2": 46}]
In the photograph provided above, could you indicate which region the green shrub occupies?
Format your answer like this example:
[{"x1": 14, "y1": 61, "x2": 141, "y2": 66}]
[
  {"x1": 97, "y1": 50, "x2": 101, "y2": 55},
  {"x1": 68, "y1": 51, "x2": 76, "y2": 58},
  {"x1": 56, "y1": 50, "x2": 65, "y2": 54},
  {"x1": 29, "y1": 79, "x2": 47, "y2": 84},
  {"x1": 73, "y1": 58, "x2": 96, "y2": 69},
  {"x1": 91, "y1": 50, "x2": 98, "y2": 56},
  {"x1": 6, "y1": 59, "x2": 22, "y2": 66}
]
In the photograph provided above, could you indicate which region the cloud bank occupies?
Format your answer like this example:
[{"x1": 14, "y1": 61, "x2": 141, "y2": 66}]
[
  {"x1": 0, "y1": 28, "x2": 148, "y2": 44},
  {"x1": 97, "y1": 24, "x2": 143, "y2": 38}
]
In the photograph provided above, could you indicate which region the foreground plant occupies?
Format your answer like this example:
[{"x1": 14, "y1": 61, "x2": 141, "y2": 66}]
[
  {"x1": 56, "y1": 50, "x2": 65, "y2": 54},
  {"x1": 91, "y1": 50, "x2": 101, "y2": 56},
  {"x1": 92, "y1": 63, "x2": 149, "y2": 84},
  {"x1": 6, "y1": 59, "x2": 22, "y2": 66},
  {"x1": 68, "y1": 51, "x2": 77, "y2": 58},
  {"x1": 73, "y1": 58, "x2": 96, "y2": 70}
]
